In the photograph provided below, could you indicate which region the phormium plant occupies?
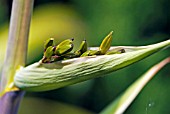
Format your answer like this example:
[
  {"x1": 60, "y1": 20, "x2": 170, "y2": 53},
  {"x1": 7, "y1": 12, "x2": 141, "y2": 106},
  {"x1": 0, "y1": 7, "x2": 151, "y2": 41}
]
[{"x1": 0, "y1": 0, "x2": 169, "y2": 114}]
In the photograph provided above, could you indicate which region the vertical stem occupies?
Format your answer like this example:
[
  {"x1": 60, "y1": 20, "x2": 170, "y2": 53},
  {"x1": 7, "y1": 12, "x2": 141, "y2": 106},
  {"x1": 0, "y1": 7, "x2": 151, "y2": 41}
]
[
  {"x1": 0, "y1": 0, "x2": 34, "y2": 114},
  {"x1": 0, "y1": 91, "x2": 25, "y2": 114},
  {"x1": 0, "y1": 0, "x2": 34, "y2": 92}
]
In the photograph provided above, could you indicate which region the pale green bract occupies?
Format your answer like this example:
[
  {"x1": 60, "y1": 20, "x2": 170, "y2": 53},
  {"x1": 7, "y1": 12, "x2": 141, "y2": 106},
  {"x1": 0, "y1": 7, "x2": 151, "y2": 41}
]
[{"x1": 14, "y1": 40, "x2": 170, "y2": 92}]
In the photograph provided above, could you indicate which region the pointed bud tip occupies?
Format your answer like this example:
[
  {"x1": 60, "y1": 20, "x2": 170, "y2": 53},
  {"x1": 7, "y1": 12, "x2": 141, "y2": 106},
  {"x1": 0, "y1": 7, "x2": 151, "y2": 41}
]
[
  {"x1": 48, "y1": 38, "x2": 54, "y2": 41},
  {"x1": 70, "y1": 38, "x2": 74, "y2": 41},
  {"x1": 110, "y1": 31, "x2": 113, "y2": 35}
]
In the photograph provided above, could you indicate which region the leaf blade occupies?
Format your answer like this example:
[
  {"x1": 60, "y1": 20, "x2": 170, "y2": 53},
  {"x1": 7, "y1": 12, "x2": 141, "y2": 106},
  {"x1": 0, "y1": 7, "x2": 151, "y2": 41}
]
[{"x1": 100, "y1": 57, "x2": 170, "y2": 114}]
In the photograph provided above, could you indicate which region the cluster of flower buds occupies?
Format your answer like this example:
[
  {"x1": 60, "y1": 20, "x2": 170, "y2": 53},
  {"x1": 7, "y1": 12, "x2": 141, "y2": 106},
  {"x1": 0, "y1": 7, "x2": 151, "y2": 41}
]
[{"x1": 42, "y1": 31, "x2": 125, "y2": 63}]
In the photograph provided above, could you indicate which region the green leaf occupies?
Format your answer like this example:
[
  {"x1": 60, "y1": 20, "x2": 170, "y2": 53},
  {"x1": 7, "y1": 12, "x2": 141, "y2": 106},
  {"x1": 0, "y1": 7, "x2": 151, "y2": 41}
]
[
  {"x1": 14, "y1": 39, "x2": 170, "y2": 92},
  {"x1": 100, "y1": 57, "x2": 170, "y2": 114}
]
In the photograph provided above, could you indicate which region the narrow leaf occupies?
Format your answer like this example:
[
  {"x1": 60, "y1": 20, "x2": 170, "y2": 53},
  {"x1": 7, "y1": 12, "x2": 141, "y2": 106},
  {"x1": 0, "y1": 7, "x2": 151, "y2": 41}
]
[
  {"x1": 100, "y1": 57, "x2": 170, "y2": 114},
  {"x1": 14, "y1": 40, "x2": 170, "y2": 92}
]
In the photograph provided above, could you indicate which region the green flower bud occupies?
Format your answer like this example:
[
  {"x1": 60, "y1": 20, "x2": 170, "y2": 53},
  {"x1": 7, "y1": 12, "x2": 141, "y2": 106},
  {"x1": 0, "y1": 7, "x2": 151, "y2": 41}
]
[
  {"x1": 44, "y1": 38, "x2": 54, "y2": 51},
  {"x1": 81, "y1": 50, "x2": 100, "y2": 57},
  {"x1": 44, "y1": 46, "x2": 54, "y2": 59},
  {"x1": 55, "y1": 38, "x2": 74, "y2": 55},
  {"x1": 75, "y1": 40, "x2": 87, "y2": 56},
  {"x1": 62, "y1": 53, "x2": 77, "y2": 59},
  {"x1": 99, "y1": 31, "x2": 113, "y2": 54},
  {"x1": 106, "y1": 47, "x2": 125, "y2": 55},
  {"x1": 42, "y1": 46, "x2": 54, "y2": 63}
]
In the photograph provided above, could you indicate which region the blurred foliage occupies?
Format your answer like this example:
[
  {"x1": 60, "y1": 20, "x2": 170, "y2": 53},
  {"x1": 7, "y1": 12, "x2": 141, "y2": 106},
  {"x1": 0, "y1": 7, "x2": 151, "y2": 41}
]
[
  {"x1": 19, "y1": 97, "x2": 93, "y2": 114},
  {"x1": 0, "y1": 0, "x2": 170, "y2": 114},
  {"x1": 0, "y1": 3, "x2": 88, "y2": 66}
]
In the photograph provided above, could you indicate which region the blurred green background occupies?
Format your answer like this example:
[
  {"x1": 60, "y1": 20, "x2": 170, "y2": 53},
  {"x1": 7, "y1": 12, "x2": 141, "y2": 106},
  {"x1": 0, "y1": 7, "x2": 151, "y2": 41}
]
[{"x1": 0, "y1": 0, "x2": 170, "y2": 114}]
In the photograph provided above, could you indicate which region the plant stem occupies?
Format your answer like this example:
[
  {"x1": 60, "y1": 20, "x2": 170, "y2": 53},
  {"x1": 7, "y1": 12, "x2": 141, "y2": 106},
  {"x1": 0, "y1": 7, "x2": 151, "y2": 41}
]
[
  {"x1": 0, "y1": 0, "x2": 34, "y2": 92},
  {"x1": 0, "y1": 91, "x2": 25, "y2": 114},
  {"x1": 0, "y1": 0, "x2": 34, "y2": 114}
]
